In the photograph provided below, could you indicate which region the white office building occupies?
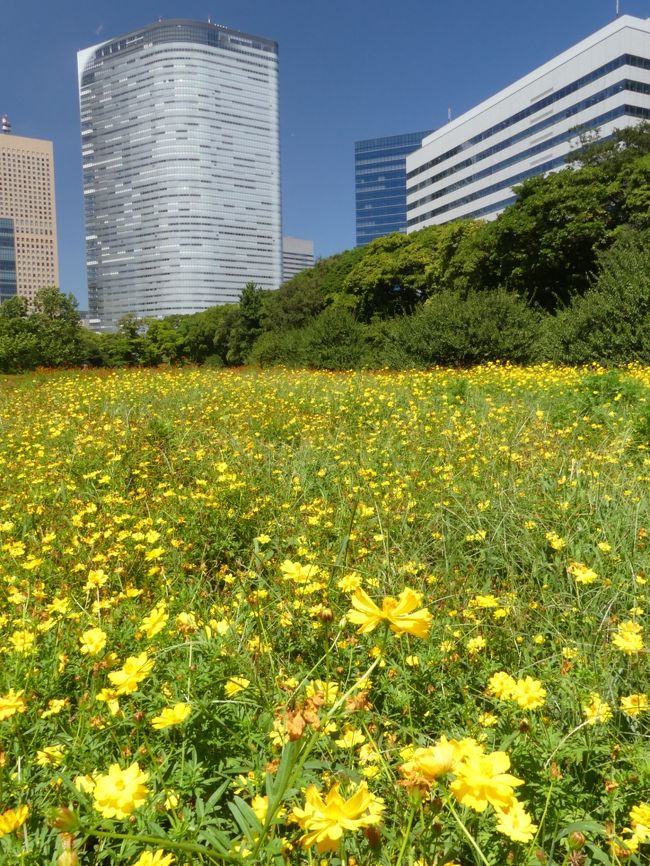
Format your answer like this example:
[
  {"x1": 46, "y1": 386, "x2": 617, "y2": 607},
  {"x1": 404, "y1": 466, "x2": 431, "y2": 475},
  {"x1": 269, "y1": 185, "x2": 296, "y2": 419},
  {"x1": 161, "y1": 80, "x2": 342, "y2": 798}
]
[
  {"x1": 78, "y1": 19, "x2": 281, "y2": 329},
  {"x1": 406, "y1": 15, "x2": 650, "y2": 231}
]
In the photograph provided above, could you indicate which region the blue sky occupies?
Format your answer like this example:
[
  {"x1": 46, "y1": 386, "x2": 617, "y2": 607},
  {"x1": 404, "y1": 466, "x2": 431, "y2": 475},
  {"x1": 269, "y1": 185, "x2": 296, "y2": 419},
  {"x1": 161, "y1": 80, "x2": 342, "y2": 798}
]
[{"x1": 2, "y1": 0, "x2": 649, "y2": 307}]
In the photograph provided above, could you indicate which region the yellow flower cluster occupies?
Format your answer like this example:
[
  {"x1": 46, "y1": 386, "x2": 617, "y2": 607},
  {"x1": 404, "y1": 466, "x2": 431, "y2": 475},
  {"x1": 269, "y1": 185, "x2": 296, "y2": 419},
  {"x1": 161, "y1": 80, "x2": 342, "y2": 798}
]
[
  {"x1": 292, "y1": 781, "x2": 384, "y2": 852},
  {"x1": 486, "y1": 671, "x2": 547, "y2": 710},
  {"x1": 400, "y1": 736, "x2": 537, "y2": 843}
]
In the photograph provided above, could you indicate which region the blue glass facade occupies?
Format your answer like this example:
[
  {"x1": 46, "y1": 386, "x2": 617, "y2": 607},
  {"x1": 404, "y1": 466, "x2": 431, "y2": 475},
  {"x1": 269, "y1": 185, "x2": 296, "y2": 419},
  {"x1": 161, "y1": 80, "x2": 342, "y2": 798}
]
[
  {"x1": 0, "y1": 218, "x2": 17, "y2": 302},
  {"x1": 355, "y1": 131, "x2": 432, "y2": 246}
]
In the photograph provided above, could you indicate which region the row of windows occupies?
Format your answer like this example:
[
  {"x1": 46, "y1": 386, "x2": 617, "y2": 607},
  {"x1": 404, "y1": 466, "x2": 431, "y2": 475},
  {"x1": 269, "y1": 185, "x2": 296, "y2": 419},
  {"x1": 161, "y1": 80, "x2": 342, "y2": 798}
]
[
  {"x1": 407, "y1": 53, "x2": 650, "y2": 180},
  {"x1": 408, "y1": 94, "x2": 649, "y2": 212},
  {"x1": 408, "y1": 105, "x2": 650, "y2": 227},
  {"x1": 409, "y1": 78, "x2": 650, "y2": 198},
  {"x1": 355, "y1": 131, "x2": 432, "y2": 153}
]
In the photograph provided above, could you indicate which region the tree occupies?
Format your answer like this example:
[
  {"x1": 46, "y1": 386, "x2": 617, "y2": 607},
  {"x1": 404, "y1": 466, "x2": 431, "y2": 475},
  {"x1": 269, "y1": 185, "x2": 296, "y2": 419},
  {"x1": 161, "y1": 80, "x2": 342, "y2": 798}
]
[
  {"x1": 30, "y1": 287, "x2": 84, "y2": 366},
  {"x1": 141, "y1": 318, "x2": 185, "y2": 365},
  {"x1": 226, "y1": 282, "x2": 265, "y2": 365},
  {"x1": 342, "y1": 233, "x2": 433, "y2": 320}
]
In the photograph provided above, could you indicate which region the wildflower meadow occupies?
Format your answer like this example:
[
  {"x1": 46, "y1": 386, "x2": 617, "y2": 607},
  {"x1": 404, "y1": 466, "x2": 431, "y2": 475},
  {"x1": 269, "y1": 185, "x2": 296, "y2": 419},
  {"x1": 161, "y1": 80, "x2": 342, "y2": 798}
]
[{"x1": 0, "y1": 364, "x2": 649, "y2": 866}]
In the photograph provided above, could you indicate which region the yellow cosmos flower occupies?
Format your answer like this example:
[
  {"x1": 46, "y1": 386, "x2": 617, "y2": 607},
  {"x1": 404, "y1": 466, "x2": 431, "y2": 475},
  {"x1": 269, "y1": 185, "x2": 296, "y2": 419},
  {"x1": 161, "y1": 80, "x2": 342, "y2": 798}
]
[
  {"x1": 545, "y1": 532, "x2": 566, "y2": 551},
  {"x1": 400, "y1": 736, "x2": 484, "y2": 783},
  {"x1": 280, "y1": 559, "x2": 321, "y2": 584},
  {"x1": 450, "y1": 751, "x2": 524, "y2": 813},
  {"x1": 335, "y1": 727, "x2": 365, "y2": 749},
  {"x1": 567, "y1": 561, "x2": 598, "y2": 584},
  {"x1": 108, "y1": 652, "x2": 154, "y2": 695},
  {"x1": 9, "y1": 629, "x2": 36, "y2": 653},
  {"x1": 620, "y1": 693, "x2": 649, "y2": 716},
  {"x1": 495, "y1": 800, "x2": 538, "y2": 843},
  {"x1": 630, "y1": 802, "x2": 650, "y2": 839},
  {"x1": 467, "y1": 635, "x2": 486, "y2": 655},
  {"x1": 510, "y1": 676, "x2": 546, "y2": 710},
  {"x1": 583, "y1": 693, "x2": 613, "y2": 725},
  {"x1": 224, "y1": 677, "x2": 250, "y2": 697},
  {"x1": 486, "y1": 671, "x2": 517, "y2": 700},
  {"x1": 306, "y1": 679, "x2": 339, "y2": 703},
  {"x1": 612, "y1": 621, "x2": 645, "y2": 655},
  {"x1": 469, "y1": 594, "x2": 499, "y2": 608},
  {"x1": 246, "y1": 795, "x2": 266, "y2": 825},
  {"x1": 139, "y1": 603, "x2": 168, "y2": 639},
  {"x1": 79, "y1": 626, "x2": 107, "y2": 656},
  {"x1": 131, "y1": 850, "x2": 175, "y2": 866},
  {"x1": 0, "y1": 688, "x2": 27, "y2": 721},
  {"x1": 150, "y1": 703, "x2": 191, "y2": 730},
  {"x1": 292, "y1": 781, "x2": 384, "y2": 853},
  {"x1": 0, "y1": 805, "x2": 29, "y2": 837},
  {"x1": 36, "y1": 744, "x2": 65, "y2": 766},
  {"x1": 96, "y1": 688, "x2": 121, "y2": 716},
  {"x1": 92, "y1": 761, "x2": 149, "y2": 819},
  {"x1": 41, "y1": 698, "x2": 69, "y2": 719},
  {"x1": 347, "y1": 587, "x2": 432, "y2": 638}
]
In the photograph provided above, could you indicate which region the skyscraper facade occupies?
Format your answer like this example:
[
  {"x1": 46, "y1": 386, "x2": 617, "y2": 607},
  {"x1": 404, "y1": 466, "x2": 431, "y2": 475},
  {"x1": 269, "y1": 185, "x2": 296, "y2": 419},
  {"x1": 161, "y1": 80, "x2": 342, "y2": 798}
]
[
  {"x1": 282, "y1": 235, "x2": 314, "y2": 282},
  {"x1": 406, "y1": 15, "x2": 650, "y2": 230},
  {"x1": 354, "y1": 130, "x2": 432, "y2": 246},
  {"x1": 0, "y1": 123, "x2": 59, "y2": 306},
  {"x1": 78, "y1": 19, "x2": 281, "y2": 329}
]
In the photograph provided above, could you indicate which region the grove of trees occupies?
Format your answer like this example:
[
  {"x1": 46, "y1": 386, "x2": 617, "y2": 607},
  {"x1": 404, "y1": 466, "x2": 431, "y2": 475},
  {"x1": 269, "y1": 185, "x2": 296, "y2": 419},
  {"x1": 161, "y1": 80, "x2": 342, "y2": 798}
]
[{"x1": 2, "y1": 123, "x2": 650, "y2": 372}]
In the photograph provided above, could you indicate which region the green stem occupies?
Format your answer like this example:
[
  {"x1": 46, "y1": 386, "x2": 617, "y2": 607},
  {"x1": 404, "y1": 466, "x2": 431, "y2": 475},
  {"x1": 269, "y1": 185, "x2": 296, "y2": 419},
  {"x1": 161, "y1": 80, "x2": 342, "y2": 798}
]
[
  {"x1": 396, "y1": 804, "x2": 416, "y2": 866},
  {"x1": 445, "y1": 798, "x2": 490, "y2": 866},
  {"x1": 251, "y1": 653, "x2": 383, "y2": 860},
  {"x1": 86, "y1": 829, "x2": 235, "y2": 864}
]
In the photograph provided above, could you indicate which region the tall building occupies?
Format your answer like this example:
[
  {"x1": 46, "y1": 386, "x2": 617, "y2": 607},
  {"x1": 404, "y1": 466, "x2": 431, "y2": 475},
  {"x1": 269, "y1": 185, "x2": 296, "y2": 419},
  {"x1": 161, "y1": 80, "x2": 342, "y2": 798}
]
[
  {"x1": 282, "y1": 236, "x2": 314, "y2": 282},
  {"x1": 78, "y1": 19, "x2": 281, "y2": 330},
  {"x1": 0, "y1": 118, "x2": 60, "y2": 306},
  {"x1": 406, "y1": 15, "x2": 650, "y2": 231},
  {"x1": 355, "y1": 130, "x2": 432, "y2": 246}
]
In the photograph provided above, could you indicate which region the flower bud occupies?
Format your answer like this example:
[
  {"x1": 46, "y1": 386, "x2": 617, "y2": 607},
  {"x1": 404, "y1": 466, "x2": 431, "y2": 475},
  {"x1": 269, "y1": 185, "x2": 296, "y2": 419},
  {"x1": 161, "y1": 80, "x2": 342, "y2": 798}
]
[{"x1": 569, "y1": 831, "x2": 586, "y2": 850}]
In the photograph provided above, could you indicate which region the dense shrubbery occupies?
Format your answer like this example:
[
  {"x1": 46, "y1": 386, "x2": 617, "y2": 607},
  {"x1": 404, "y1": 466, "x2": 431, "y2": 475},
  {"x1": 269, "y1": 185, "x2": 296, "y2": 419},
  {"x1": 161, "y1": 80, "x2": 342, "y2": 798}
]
[{"x1": 2, "y1": 123, "x2": 650, "y2": 372}]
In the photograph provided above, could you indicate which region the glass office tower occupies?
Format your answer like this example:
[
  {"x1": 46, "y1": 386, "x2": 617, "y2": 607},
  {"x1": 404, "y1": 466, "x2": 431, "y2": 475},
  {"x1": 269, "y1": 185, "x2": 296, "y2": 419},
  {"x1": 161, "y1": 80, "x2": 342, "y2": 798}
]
[
  {"x1": 78, "y1": 19, "x2": 281, "y2": 329},
  {"x1": 0, "y1": 218, "x2": 17, "y2": 302},
  {"x1": 354, "y1": 130, "x2": 432, "y2": 246}
]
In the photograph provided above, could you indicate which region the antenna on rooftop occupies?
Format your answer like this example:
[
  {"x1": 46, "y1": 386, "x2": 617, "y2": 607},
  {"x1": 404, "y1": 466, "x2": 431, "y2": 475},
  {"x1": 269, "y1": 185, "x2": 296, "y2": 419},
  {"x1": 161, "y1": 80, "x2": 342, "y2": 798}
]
[
  {"x1": 616, "y1": 0, "x2": 620, "y2": 16},
  {"x1": 447, "y1": 106, "x2": 452, "y2": 123},
  {"x1": 1, "y1": 114, "x2": 11, "y2": 134}
]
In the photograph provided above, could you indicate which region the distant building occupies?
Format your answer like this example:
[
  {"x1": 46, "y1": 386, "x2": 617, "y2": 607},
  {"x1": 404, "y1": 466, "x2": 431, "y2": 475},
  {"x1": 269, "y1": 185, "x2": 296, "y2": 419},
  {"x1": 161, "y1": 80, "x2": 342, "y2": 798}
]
[
  {"x1": 78, "y1": 19, "x2": 281, "y2": 330},
  {"x1": 282, "y1": 236, "x2": 314, "y2": 282},
  {"x1": 0, "y1": 117, "x2": 60, "y2": 306},
  {"x1": 407, "y1": 15, "x2": 650, "y2": 230},
  {"x1": 354, "y1": 130, "x2": 433, "y2": 245}
]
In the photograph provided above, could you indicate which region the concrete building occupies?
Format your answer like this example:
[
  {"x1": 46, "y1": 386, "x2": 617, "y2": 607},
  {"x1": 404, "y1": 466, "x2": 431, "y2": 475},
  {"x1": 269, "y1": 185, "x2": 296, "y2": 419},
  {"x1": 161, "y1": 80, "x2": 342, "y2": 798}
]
[
  {"x1": 0, "y1": 117, "x2": 60, "y2": 306},
  {"x1": 282, "y1": 236, "x2": 314, "y2": 282},
  {"x1": 406, "y1": 15, "x2": 650, "y2": 231},
  {"x1": 355, "y1": 130, "x2": 432, "y2": 245},
  {"x1": 78, "y1": 19, "x2": 281, "y2": 330}
]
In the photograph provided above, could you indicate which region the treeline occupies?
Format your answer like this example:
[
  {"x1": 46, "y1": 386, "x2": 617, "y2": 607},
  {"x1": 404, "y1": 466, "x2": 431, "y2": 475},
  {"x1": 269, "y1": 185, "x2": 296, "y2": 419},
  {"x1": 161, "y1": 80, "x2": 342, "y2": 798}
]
[{"x1": 2, "y1": 124, "x2": 650, "y2": 373}]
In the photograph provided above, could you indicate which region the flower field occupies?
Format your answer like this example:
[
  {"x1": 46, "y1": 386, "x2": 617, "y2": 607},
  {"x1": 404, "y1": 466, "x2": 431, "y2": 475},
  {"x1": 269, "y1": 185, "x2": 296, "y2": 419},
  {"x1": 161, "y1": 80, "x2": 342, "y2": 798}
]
[{"x1": 0, "y1": 364, "x2": 649, "y2": 866}]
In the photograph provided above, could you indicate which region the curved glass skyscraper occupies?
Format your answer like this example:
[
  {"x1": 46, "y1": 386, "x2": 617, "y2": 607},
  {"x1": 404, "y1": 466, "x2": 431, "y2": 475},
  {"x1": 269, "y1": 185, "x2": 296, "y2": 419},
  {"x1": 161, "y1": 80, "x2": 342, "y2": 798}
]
[{"x1": 78, "y1": 19, "x2": 281, "y2": 329}]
